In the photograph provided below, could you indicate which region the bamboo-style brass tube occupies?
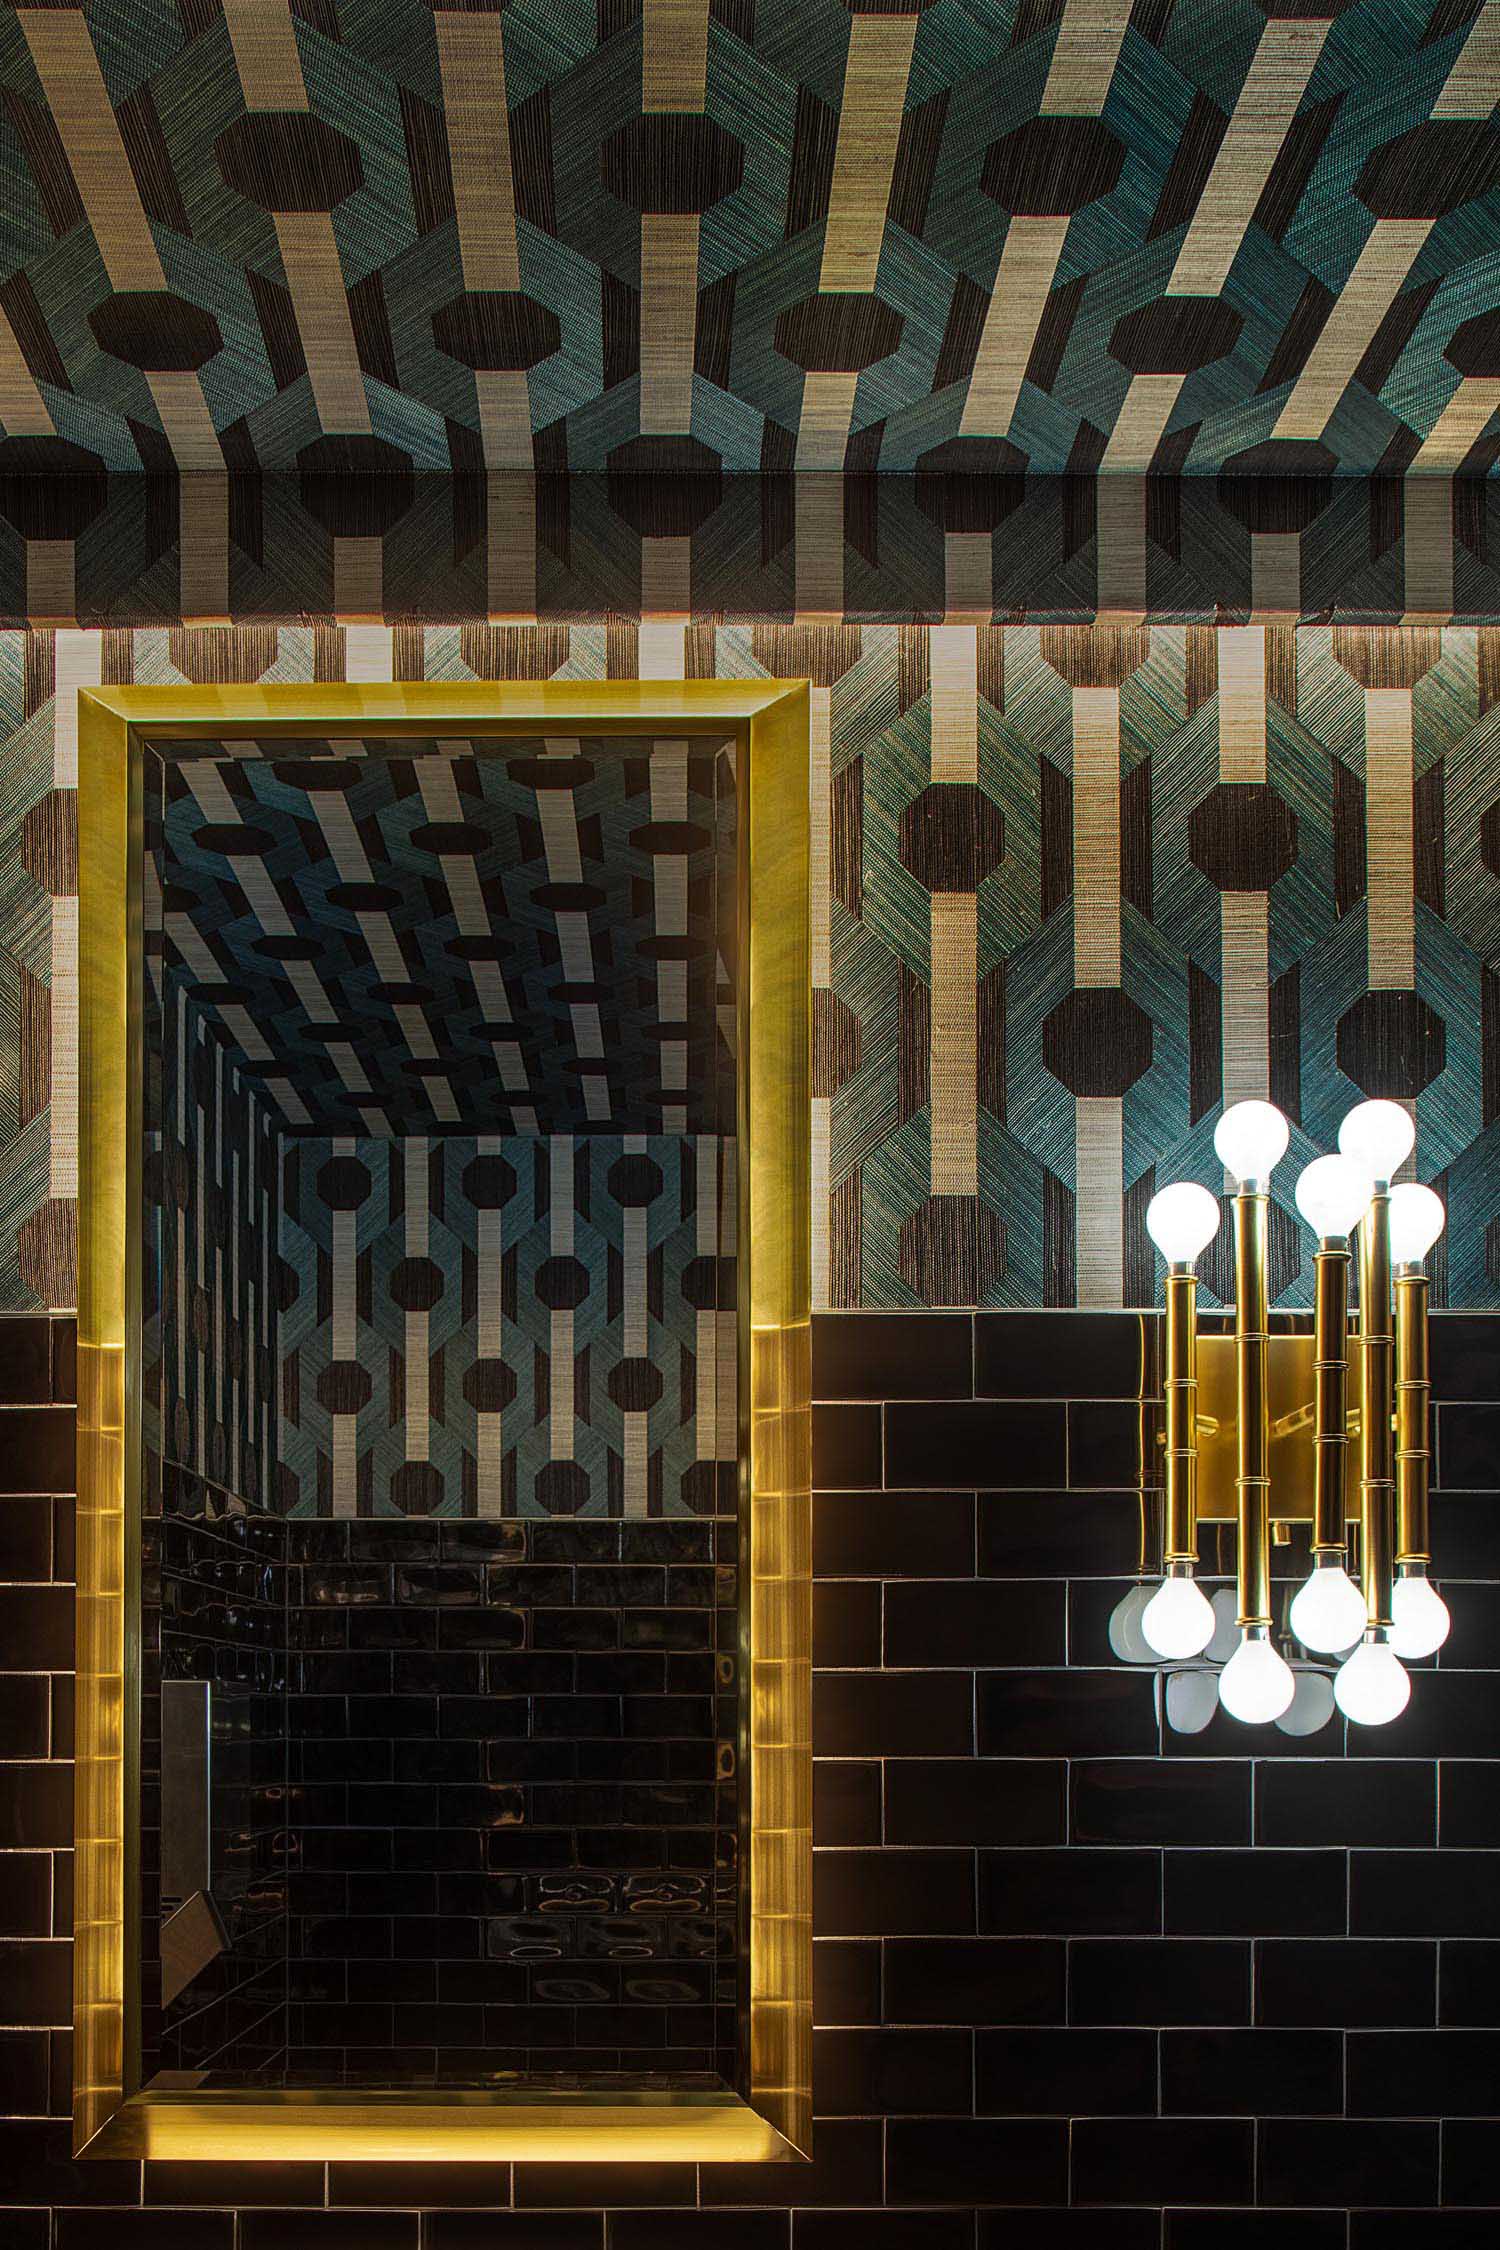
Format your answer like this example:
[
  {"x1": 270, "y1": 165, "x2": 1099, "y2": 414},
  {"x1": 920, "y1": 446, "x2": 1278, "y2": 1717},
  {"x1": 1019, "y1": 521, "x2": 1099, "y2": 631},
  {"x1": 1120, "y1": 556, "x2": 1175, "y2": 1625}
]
[
  {"x1": 1358, "y1": 1186, "x2": 1395, "y2": 1631},
  {"x1": 1395, "y1": 1270, "x2": 1431, "y2": 1568},
  {"x1": 1312, "y1": 1244, "x2": 1351, "y2": 1557},
  {"x1": 1234, "y1": 1187, "x2": 1271, "y2": 1631},
  {"x1": 1163, "y1": 1269, "x2": 1198, "y2": 1566}
]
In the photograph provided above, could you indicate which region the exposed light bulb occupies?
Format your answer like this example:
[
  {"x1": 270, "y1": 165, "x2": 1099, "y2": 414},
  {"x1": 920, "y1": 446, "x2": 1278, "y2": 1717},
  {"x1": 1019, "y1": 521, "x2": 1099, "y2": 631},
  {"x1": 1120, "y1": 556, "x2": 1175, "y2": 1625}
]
[
  {"x1": 1276, "y1": 1664, "x2": 1337, "y2": 1737},
  {"x1": 1141, "y1": 1572, "x2": 1216, "y2": 1660},
  {"x1": 1334, "y1": 1633, "x2": 1411, "y2": 1726},
  {"x1": 1145, "y1": 1182, "x2": 1222, "y2": 1266},
  {"x1": 1390, "y1": 1565, "x2": 1451, "y2": 1661},
  {"x1": 1288, "y1": 1557, "x2": 1368, "y2": 1655},
  {"x1": 1387, "y1": 1182, "x2": 1446, "y2": 1269},
  {"x1": 1217, "y1": 1630, "x2": 1296, "y2": 1724},
  {"x1": 1294, "y1": 1154, "x2": 1372, "y2": 1243},
  {"x1": 1338, "y1": 1099, "x2": 1415, "y2": 1184},
  {"x1": 1213, "y1": 1100, "x2": 1289, "y2": 1188}
]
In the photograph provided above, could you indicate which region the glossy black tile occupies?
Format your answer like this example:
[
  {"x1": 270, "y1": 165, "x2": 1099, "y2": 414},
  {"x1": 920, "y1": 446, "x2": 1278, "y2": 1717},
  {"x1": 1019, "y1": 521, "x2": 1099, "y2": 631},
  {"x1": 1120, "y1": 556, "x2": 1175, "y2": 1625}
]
[
  {"x1": 974, "y1": 2025, "x2": 1156, "y2": 2115},
  {"x1": 814, "y1": 1850, "x2": 974, "y2": 1937},
  {"x1": 1437, "y1": 1400, "x2": 1500, "y2": 1489},
  {"x1": 55, "y1": 2217, "x2": 234, "y2": 2250},
  {"x1": 1164, "y1": 1848, "x2": 1347, "y2": 1937},
  {"x1": 1346, "y1": 1669, "x2": 1500, "y2": 1760},
  {"x1": 813, "y1": 1579, "x2": 881, "y2": 1667},
  {"x1": 813, "y1": 1939, "x2": 881, "y2": 2027},
  {"x1": 0, "y1": 1587, "x2": 71, "y2": 1669},
  {"x1": 0, "y1": 1676, "x2": 51, "y2": 1763},
  {"x1": 1349, "y1": 2026, "x2": 1500, "y2": 2114},
  {"x1": 884, "y1": 1401, "x2": 1065, "y2": 1489},
  {"x1": 1258, "y1": 2118, "x2": 1438, "y2": 2208},
  {"x1": 49, "y1": 1320, "x2": 75, "y2": 1407},
  {"x1": 885, "y1": 2117, "x2": 1067, "y2": 2206},
  {"x1": 1069, "y1": 1938, "x2": 1250, "y2": 2026},
  {"x1": 240, "y1": 2219, "x2": 419, "y2": 2250},
  {"x1": 1071, "y1": 1761, "x2": 1249, "y2": 1847},
  {"x1": 814, "y1": 2026, "x2": 971, "y2": 2115},
  {"x1": 978, "y1": 1490, "x2": 1145, "y2": 1578},
  {"x1": 1165, "y1": 2218, "x2": 1347, "y2": 2250},
  {"x1": 978, "y1": 1669, "x2": 1158, "y2": 1758},
  {"x1": 812, "y1": 1404, "x2": 882, "y2": 1489},
  {"x1": 1067, "y1": 1402, "x2": 1146, "y2": 1489},
  {"x1": 1161, "y1": 2026, "x2": 1342, "y2": 2114},
  {"x1": 883, "y1": 1578, "x2": 1064, "y2": 1668},
  {"x1": 145, "y1": 2163, "x2": 325, "y2": 2206},
  {"x1": 797, "y1": 2217, "x2": 973, "y2": 2250},
  {"x1": 1256, "y1": 1759, "x2": 1435, "y2": 1848},
  {"x1": 814, "y1": 1671, "x2": 972, "y2": 1758},
  {"x1": 814, "y1": 1760, "x2": 882, "y2": 1848},
  {"x1": 0, "y1": 2028, "x2": 47, "y2": 2112},
  {"x1": 0, "y1": 1321, "x2": 53, "y2": 1406},
  {"x1": 884, "y1": 1758, "x2": 1065, "y2": 1848},
  {"x1": 612, "y1": 2219, "x2": 788, "y2": 2250},
  {"x1": 1442, "y1": 2117, "x2": 1500, "y2": 2204},
  {"x1": 974, "y1": 1313, "x2": 1147, "y2": 1400},
  {"x1": 979, "y1": 1847, "x2": 1160, "y2": 1936},
  {"x1": 1351, "y1": 2217, "x2": 1500, "y2": 2250},
  {"x1": 1071, "y1": 2115, "x2": 1253, "y2": 2206},
  {"x1": 0, "y1": 1940, "x2": 69, "y2": 2024},
  {"x1": 980, "y1": 2218, "x2": 1160, "y2": 2250},
  {"x1": 700, "y1": 2120, "x2": 883, "y2": 2208},
  {"x1": 1256, "y1": 1938, "x2": 1436, "y2": 2026},
  {"x1": 423, "y1": 2219, "x2": 604, "y2": 2250},
  {"x1": 1353, "y1": 1849, "x2": 1500, "y2": 1935},
  {"x1": 813, "y1": 1314, "x2": 972, "y2": 1402},
  {"x1": 329, "y1": 2163, "x2": 512, "y2": 2206},
  {"x1": 0, "y1": 1410, "x2": 73, "y2": 1495},
  {"x1": 883, "y1": 1938, "x2": 1066, "y2": 2026},
  {"x1": 0, "y1": 1495, "x2": 52, "y2": 1578},
  {"x1": 814, "y1": 1491, "x2": 974, "y2": 1580},
  {"x1": 1428, "y1": 1493, "x2": 1500, "y2": 1575},
  {"x1": 1440, "y1": 1939, "x2": 1500, "y2": 2025}
]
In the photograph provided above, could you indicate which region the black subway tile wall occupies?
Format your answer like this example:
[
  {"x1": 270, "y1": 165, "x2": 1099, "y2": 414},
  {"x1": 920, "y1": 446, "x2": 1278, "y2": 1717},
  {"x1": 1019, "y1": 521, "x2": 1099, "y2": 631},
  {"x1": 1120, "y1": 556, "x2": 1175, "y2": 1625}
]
[{"x1": 4, "y1": 1307, "x2": 1500, "y2": 2241}]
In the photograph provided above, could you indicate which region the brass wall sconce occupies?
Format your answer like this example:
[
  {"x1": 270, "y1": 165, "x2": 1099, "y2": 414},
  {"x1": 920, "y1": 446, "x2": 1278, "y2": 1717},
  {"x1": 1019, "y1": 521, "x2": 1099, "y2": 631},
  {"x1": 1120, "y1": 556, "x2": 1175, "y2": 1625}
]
[{"x1": 1120, "y1": 1097, "x2": 1448, "y2": 1734}]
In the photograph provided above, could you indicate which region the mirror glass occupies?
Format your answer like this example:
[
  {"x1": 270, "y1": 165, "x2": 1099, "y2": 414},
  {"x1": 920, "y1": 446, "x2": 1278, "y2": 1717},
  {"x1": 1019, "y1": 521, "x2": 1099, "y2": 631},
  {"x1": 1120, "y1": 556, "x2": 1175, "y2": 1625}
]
[{"x1": 137, "y1": 730, "x2": 740, "y2": 2094}]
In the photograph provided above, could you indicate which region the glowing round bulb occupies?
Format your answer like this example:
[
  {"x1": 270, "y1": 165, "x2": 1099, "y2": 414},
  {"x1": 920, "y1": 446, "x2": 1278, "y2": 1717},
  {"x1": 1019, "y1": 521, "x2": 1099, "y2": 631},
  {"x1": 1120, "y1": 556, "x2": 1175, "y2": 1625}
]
[
  {"x1": 1213, "y1": 1100, "x2": 1290, "y2": 1187},
  {"x1": 1288, "y1": 1558, "x2": 1369, "y2": 1654},
  {"x1": 1387, "y1": 1182, "x2": 1446, "y2": 1269},
  {"x1": 1217, "y1": 1631, "x2": 1296, "y2": 1724},
  {"x1": 1334, "y1": 1634, "x2": 1411, "y2": 1726},
  {"x1": 1141, "y1": 1573, "x2": 1216, "y2": 1660},
  {"x1": 1338, "y1": 1099, "x2": 1415, "y2": 1184},
  {"x1": 1276, "y1": 1665, "x2": 1337, "y2": 1738},
  {"x1": 1294, "y1": 1154, "x2": 1373, "y2": 1243},
  {"x1": 1145, "y1": 1181, "x2": 1221, "y2": 1266},
  {"x1": 1390, "y1": 1566, "x2": 1451, "y2": 1661}
]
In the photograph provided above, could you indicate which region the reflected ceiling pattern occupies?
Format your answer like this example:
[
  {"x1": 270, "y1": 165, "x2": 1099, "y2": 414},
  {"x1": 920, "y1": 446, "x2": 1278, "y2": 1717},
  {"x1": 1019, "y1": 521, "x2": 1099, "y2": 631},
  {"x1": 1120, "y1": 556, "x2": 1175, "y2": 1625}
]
[
  {"x1": 152, "y1": 737, "x2": 734, "y2": 1134},
  {"x1": 1, "y1": 0, "x2": 1498, "y2": 485}
]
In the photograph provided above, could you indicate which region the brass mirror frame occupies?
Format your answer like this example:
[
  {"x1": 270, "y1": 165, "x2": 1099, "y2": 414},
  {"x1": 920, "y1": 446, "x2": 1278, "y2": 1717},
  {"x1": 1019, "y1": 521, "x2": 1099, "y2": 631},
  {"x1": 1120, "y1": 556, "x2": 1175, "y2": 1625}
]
[{"x1": 75, "y1": 680, "x2": 811, "y2": 2163}]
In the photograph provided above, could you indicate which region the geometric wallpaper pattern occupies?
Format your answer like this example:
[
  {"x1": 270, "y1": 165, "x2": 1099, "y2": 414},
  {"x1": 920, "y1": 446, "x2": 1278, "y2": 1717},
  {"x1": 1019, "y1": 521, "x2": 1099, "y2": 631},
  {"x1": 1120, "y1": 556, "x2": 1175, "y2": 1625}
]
[
  {"x1": 4, "y1": 617, "x2": 1500, "y2": 1311},
  {"x1": 154, "y1": 738, "x2": 734, "y2": 1136},
  {"x1": 278, "y1": 1133, "x2": 735, "y2": 1519}
]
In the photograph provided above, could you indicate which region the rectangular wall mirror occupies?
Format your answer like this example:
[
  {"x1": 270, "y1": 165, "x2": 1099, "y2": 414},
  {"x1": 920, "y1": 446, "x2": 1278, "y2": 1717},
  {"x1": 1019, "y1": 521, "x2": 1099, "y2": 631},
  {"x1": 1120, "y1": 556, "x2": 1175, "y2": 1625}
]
[{"x1": 74, "y1": 682, "x2": 811, "y2": 2164}]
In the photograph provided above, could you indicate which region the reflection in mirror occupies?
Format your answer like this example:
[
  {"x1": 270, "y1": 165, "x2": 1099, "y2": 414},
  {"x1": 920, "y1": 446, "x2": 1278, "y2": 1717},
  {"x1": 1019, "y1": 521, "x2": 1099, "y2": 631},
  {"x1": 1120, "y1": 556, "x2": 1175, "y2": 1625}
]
[{"x1": 138, "y1": 733, "x2": 740, "y2": 2094}]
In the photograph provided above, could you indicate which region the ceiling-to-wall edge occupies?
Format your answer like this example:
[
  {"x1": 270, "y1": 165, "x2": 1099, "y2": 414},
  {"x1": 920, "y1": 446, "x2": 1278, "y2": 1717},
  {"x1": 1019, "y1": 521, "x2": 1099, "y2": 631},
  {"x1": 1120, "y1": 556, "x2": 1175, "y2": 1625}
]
[{"x1": 0, "y1": 474, "x2": 1496, "y2": 624}]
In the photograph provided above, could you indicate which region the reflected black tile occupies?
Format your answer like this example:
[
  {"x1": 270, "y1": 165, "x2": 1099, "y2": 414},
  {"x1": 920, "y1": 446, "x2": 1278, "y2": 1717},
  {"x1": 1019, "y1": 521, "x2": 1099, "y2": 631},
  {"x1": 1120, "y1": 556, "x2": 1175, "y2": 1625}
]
[
  {"x1": 1072, "y1": 1761, "x2": 1248, "y2": 1847},
  {"x1": 980, "y1": 1847, "x2": 1160, "y2": 1936},
  {"x1": 241, "y1": 2219, "x2": 418, "y2": 2250},
  {"x1": 812, "y1": 1405, "x2": 882, "y2": 1489},
  {"x1": 1166, "y1": 2218, "x2": 1348, "y2": 2250},
  {"x1": 815, "y1": 1671, "x2": 971, "y2": 1758},
  {"x1": 979, "y1": 1491, "x2": 1144, "y2": 1578},
  {"x1": 1256, "y1": 1938, "x2": 1435, "y2": 2025},
  {"x1": 815, "y1": 1491, "x2": 973, "y2": 1579},
  {"x1": 329, "y1": 2162, "x2": 512, "y2": 2205},
  {"x1": 1349, "y1": 2028, "x2": 1500, "y2": 2115},
  {"x1": 56, "y1": 2218, "x2": 234, "y2": 2250},
  {"x1": 887, "y1": 2118, "x2": 1066, "y2": 2206},
  {"x1": 1067, "y1": 1402, "x2": 1146, "y2": 1489},
  {"x1": 802, "y1": 2218, "x2": 977, "y2": 2250},
  {"x1": 0, "y1": 1676, "x2": 51, "y2": 1763},
  {"x1": 883, "y1": 1938, "x2": 1065, "y2": 2026},
  {"x1": 1162, "y1": 2026, "x2": 1342, "y2": 2114},
  {"x1": 885, "y1": 1578, "x2": 1063, "y2": 1669},
  {"x1": 0, "y1": 1321, "x2": 52, "y2": 1405},
  {"x1": 146, "y1": 2162, "x2": 325, "y2": 2206},
  {"x1": 978, "y1": 1669, "x2": 1158, "y2": 1758},
  {"x1": 1070, "y1": 1938, "x2": 1250, "y2": 2026},
  {"x1": 1353, "y1": 1849, "x2": 1500, "y2": 1935},
  {"x1": 813, "y1": 1760, "x2": 882, "y2": 1847},
  {"x1": 1258, "y1": 1759, "x2": 1434, "y2": 1848},
  {"x1": 814, "y1": 1848, "x2": 973, "y2": 1936},
  {"x1": 424, "y1": 2220, "x2": 603, "y2": 2250},
  {"x1": 884, "y1": 1758, "x2": 1064, "y2": 1848},
  {"x1": 885, "y1": 1401, "x2": 1064, "y2": 1489},
  {"x1": 814, "y1": 1579, "x2": 880, "y2": 1667},
  {"x1": 1072, "y1": 2116, "x2": 1252, "y2": 2206},
  {"x1": 813, "y1": 1313, "x2": 972, "y2": 1401},
  {"x1": 813, "y1": 1938, "x2": 881, "y2": 2026},
  {"x1": 1165, "y1": 1848, "x2": 1346, "y2": 1937},
  {"x1": 975, "y1": 2026, "x2": 1155, "y2": 2115},
  {"x1": 815, "y1": 2026, "x2": 972, "y2": 2115},
  {"x1": 0, "y1": 1410, "x2": 73, "y2": 1494},
  {"x1": 516, "y1": 2162, "x2": 694, "y2": 2208},
  {"x1": 975, "y1": 1312, "x2": 1146, "y2": 1400},
  {"x1": 1437, "y1": 1403, "x2": 1500, "y2": 1490},
  {"x1": 1259, "y1": 2119, "x2": 1437, "y2": 2208}
]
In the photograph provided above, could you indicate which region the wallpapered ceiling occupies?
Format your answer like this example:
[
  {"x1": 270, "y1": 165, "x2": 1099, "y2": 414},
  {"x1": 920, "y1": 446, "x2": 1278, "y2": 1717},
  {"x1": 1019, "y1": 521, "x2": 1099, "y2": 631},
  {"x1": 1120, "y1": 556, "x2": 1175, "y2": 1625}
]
[
  {"x1": 154, "y1": 737, "x2": 734, "y2": 1136},
  {"x1": 5, "y1": 616, "x2": 1500, "y2": 1314}
]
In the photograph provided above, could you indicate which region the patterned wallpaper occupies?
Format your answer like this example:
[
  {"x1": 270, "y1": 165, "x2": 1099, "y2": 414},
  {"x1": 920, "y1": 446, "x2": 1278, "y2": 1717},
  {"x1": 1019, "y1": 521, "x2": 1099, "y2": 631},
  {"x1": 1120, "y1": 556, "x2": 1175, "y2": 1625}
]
[
  {"x1": 155, "y1": 737, "x2": 734, "y2": 1136},
  {"x1": 4, "y1": 617, "x2": 1500, "y2": 1313},
  {"x1": 277, "y1": 1133, "x2": 736, "y2": 1519}
]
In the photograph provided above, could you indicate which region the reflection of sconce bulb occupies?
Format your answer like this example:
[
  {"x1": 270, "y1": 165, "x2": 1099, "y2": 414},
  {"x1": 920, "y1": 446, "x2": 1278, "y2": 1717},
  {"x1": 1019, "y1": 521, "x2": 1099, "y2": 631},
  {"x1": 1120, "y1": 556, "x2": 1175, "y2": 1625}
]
[
  {"x1": 1213, "y1": 1100, "x2": 1289, "y2": 1187},
  {"x1": 1218, "y1": 1628, "x2": 1295, "y2": 1725},
  {"x1": 1334, "y1": 1632, "x2": 1410, "y2": 1726},
  {"x1": 1337, "y1": 1099, "x2": 1414, "y2": 1184}
]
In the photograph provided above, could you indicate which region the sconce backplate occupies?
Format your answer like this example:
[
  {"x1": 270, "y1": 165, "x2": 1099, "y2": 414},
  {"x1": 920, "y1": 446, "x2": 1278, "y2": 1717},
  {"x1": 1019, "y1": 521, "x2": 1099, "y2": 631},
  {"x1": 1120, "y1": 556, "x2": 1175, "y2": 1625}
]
[{"x1": 1191, "y1": 1331, "x2": 1366, "y2": 1524}]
